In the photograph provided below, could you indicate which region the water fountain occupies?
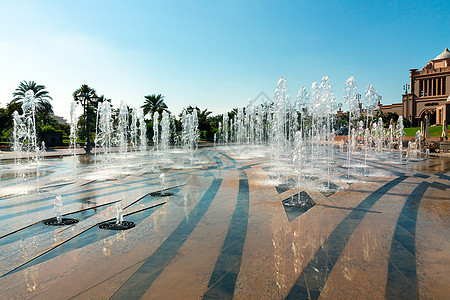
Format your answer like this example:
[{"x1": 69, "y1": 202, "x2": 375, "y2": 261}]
[
  {"x1": 222, "y1": 113, "x2": 229, "y2": 144},
  {"x1": 69, "y1": 102, "x2": 78, "y2": 168},
  {"x1": 99, "y1": 203, "x2": 135, "y2": 230},
  {"x1": 296, "y1": 86, "x2": 309, "y2": 136},
  {"x1": 54, "y1": 195, "x2": 63, "y2": 224},
  {"x1": 12, "y1": 111, "x2": 27, "y2": 174},
  {"x1": 343, "y1": 77, "x2": 360, "y2": 180},
  {"x1": 406, "y1": 141, "x2": 412, "y2": 162},
  {"x1": 42, "y1": 195, "x2": 79, "y2": 226},
  {"x1": 270, "y1": 77, "x2": 290, "y2": 167},
  {"x1": 217, "y1": 122, "x2": 222, "y2": 145},
  {"x1": 415, "y1": 130, "x2": 422, "y2": 156},
  {"x1": 181, "y1": 110, "x2": 199, "y2": 163},
  {"x1": 3, "y1": 71, "x2": 442, "y2": 300},
  {"x1": 118, "y1": 101, "x2": 128, "y2": 157},
  {"x1": 191, "y1": 75, "x2": 417, "y2": 200},
  {"x1": 160, "y1": 111, "x2": 170, "y2": 161},
  {"x1": 364, "y1": 85, "x2": 379, "y2": 166},
  {"x1": 170, "y1": 115, "x2": 180, "y2": 147},
  {"x1": 13, "y1": 93, "x2": 35, "y2": 163},
  {"x1": 115, "y1": 203, "x2": 124, "y2": 226},
  {"x1": 10, "y1": 90, "x2": 49, "y2": 181},
  {"x1": 139, "y1": 108, "x2": 147, "y2": 153},
  {"x1": 130, "y1": 108, "x2": 139, "y2": 153},
  {"x1": 96, "y1": 101, "x2": 114, "y2": 160},
  {"x1": 153, "y1": 111, "x2": 159, "y2": 154},
  {"x1": 150, "y1": 173, "x2": 174, "y2": 197},
  {"x1": 159, "y1": 173, "x2": 165, "y2": 195},
  {"x1": 396, "y1": 116, "x2": 405, "y2": 163}
]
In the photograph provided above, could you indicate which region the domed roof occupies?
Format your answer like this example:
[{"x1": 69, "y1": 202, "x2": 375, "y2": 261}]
[{"x1": 433, "y1": 48, "x2": 450, "y2": 60}]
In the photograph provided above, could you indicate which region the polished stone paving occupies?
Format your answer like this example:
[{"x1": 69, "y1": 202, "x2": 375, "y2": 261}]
[{"x1": 0, "y1": 146, "x2": 448, "y2": 299}]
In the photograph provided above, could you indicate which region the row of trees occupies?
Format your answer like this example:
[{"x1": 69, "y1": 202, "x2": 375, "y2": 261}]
[
  {"x1": 1, "y1": 80, "x2": 404, "y2": 152},
  {"x1": 0, "y1": 81, "x2": 228, "y2": 152},
  {"x1": 0, "y1": 81, "x2": 63, "y2": 146}
]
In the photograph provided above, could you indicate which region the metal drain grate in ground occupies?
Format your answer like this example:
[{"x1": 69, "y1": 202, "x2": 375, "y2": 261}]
[
  {"x1": 99, "y1": 221, "x2": 135, "y2": 230},
  {"x1": 275, "y1": 178, "x2": 297, "y2": 194},
  {"x1": 150, "y1": 191, "x2": 174, "y2": 197},
  {"x1": 319, "y1": 181, "x2": 340, "y2": 197},
  {"x1": 282, "y1": 192, "x2": 316, "y2": 222},
  {"x1": 42, "y1": 218, "x2": 79, "y2": 226}
]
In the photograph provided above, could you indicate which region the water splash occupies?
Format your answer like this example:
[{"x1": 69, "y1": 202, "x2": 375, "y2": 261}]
[
  {"x1": 54, "y1": 195, "x2": 63, "y2": 224},
  {"x1": 160, "y1": 111, "x2": 170, "y2": 160},
  {"x1": 159, "y1": 173, "x2": 165, "y2": 195},
  {"x1": 118, "y1": 101, "x2": 128, "y2": 156},
  {"x1": 153, "y1": 111, "x2": 159, "y2": 154},
  {"x1": 115, "y1": 203, "x2": 123, "y2": 226}
]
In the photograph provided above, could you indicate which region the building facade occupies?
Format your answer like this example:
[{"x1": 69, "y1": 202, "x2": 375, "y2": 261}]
[{"x1": 381, "y1": 48, "x2": 450, "y2": 126}]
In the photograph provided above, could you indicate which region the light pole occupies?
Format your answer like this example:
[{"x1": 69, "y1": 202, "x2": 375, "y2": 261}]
[
  {"x1": 403, "y1": 84, "x2": 410, "y2": 94},
  {"x1": 76, "y1": 91, "x2": 98, "y2": 155},
  {"x1": 356, "y1": 93, "x2": 362, "y2": 112}
]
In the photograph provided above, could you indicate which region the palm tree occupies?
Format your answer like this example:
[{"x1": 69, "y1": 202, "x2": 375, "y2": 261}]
[
  {"x1": 180, "y1": 106, "x2": 214, "y2": 140},
  {"x1": 72, "y1": 84, "x2": 99, "y2": 154},
  {"x1": 198, "y1": 108, "x2": 213, "y2": 140},
  {"x1": 97, "y1": 95, "x2": 111, "y2": 104},
  {"x1": 227, "y1": 107, "x2": 238, "y2": 120},
  {"x1": 11, "y1": 80, "x2": 53, "y2": 114},
  {"x1": 198, "y1": 108, "x2": 212, "y2": 123},
  {"x1": 141, "y1": 94, "x2": 168, "y2": 117}
]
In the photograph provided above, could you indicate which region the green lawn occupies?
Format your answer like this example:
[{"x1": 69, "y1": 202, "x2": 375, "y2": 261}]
[{"x1": 404, "y1": 125, "x2": 450, "y2": 137}]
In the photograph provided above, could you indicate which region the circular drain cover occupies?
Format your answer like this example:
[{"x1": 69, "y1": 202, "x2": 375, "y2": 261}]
[
  {"x1": 150, "y1": 191, "x2": 174, "y2": 197},
  {"x1": 99, "y1": 221, "x2": 135, "y2": 230},
  {"x1": 42, "y1": 218, "x2": 79, "y2": 226}
]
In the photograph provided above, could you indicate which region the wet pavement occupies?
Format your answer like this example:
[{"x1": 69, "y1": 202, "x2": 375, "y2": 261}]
[{"x1": 0, "y1": 146, "x2": 448, "y2": 299}]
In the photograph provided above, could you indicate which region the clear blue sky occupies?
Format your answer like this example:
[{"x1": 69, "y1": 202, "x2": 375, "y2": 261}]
[{"x1": 1, "y1": 0, "x2": 449, "y2": 119}]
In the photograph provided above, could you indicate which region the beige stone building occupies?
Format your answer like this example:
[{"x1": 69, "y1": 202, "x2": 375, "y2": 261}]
[{"x1": 380, "y1": 48, "x2": 450, "y2": 125}]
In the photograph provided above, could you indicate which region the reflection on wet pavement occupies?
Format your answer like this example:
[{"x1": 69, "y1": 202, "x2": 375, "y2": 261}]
[{"x1": 0, "y1": 147, "x2": 448, "y2": 299}]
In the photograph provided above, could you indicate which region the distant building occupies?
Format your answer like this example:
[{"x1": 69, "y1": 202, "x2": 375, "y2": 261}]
[
  {"x1": 50, "y1": 113, "x2": 69, "y2": 126},
  {"x1": 380, "y1": 48, "x2": 450, "y2": 126}
]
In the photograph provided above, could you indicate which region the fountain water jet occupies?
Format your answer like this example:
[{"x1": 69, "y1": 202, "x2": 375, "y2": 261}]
[
  {"x1": 118, "y1": 101, "x2": 128, "y2": 157},
  {"x1": 153, "y1": 111, "x2": 160, "y2": 154},
  {"x1": 160, "y1": 111, "x2": 170, "y2": 161},
  {"x1": 343, "y1": 77, "x2": 360, "y2": 180},
  {"x1": 42, "y1": 195, "x2": 79, "y2": 226},
  {"x1": 99, "y1": 202, "x2": 135, "y2": 230},
  {"x1": 150, "y1": 173, "x2": 174, "y2": 197}
]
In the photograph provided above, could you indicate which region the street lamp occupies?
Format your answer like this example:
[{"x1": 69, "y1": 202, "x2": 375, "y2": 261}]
[
  {"x1": 356, "y1": 93, "x2": 362, "y2": 111},
  {"x1": 403, "y1": 84, "x2": 410, "y2": 94},
  {"x1": 76, "y1": 91, "x2": 98, "y2": 155}
]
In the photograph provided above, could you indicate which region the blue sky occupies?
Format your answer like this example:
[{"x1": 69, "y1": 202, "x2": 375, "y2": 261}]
[{"x1": 0, "y1": 0, "x2": 449, "y2": 119}]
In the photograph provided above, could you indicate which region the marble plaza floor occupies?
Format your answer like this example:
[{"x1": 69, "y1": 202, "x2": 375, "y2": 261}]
[{"x1": 0, "y1": 146, "x2": 448, "y2": 299}]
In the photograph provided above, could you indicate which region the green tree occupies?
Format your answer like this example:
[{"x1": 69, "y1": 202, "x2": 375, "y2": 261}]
[
  {"x1": 11, "y1": 80, "x2": 53, "y2": 115},
  {"x1": 141, "y1": 94, "x2": 168, "y2": 117},
  {"x1": 3, "y1": 102, "x2": 22, "y2": 130},
  {"x1": 375, "y1": 110, "x2": 399, "y2": 127},
  {"x1": 180, "y1": 106, "x2": 215, "y2": 141},
  {"x1": 228, "y1": 108, "x2": 238, "y2": 120},
  {"x1": 0, "y1": 107, "x2": 8, "y2": 141},
  {"x1": 198, "y1": 108, "x2": 212, "y2": 122},
  {"x1": 36, "y1": 112, "x2": 58, "y2": 128},
  {"x1": 97, "y1": 95, "x2": 111, "y2": 104},
  {"x1": 180, "y1": 105, "x2": 201, "y2": 117}
]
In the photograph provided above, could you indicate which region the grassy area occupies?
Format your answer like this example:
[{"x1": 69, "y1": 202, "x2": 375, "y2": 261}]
[{"x1": 404, "y1": 125, "x2": 450, "y2": 137}]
